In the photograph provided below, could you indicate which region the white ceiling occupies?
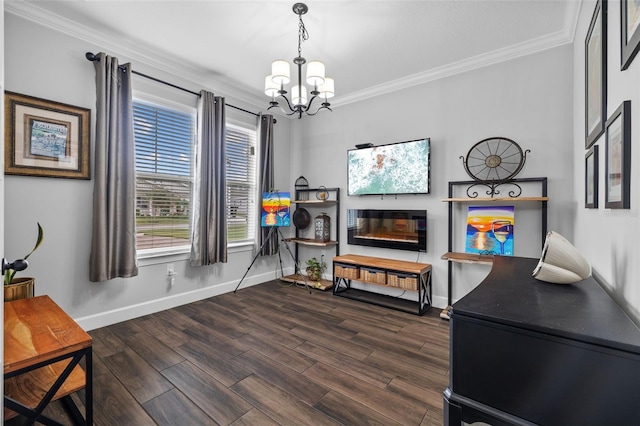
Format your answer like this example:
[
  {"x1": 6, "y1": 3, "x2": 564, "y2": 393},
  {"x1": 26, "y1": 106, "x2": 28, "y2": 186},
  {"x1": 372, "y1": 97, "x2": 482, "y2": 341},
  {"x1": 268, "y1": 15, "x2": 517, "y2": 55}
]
[{"x1": 6, "y1": 1, "x2": 581, "y2": 110}]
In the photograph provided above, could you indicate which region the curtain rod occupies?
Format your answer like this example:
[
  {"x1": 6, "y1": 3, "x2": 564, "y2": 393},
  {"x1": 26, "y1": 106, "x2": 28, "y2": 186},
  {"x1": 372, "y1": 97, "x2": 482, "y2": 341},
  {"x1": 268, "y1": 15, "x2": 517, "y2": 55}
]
[{"x1": 85, "y1": 52, "x2": 275, "y2": 123}]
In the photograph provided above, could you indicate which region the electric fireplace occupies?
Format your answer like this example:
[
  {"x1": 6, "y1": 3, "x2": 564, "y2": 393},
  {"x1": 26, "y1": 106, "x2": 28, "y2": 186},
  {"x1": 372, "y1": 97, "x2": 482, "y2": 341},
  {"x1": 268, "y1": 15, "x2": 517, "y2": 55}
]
[{"x1": 347, "y1": 209, "x2": 427, "y2": 252}]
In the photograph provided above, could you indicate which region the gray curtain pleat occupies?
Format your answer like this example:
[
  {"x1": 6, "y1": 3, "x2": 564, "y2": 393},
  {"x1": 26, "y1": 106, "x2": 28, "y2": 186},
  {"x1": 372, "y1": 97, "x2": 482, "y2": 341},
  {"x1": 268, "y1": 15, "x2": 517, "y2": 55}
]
[
  {"x1": 89, "y1": 52, "x2": 139, "y2": 282},
  {"x1": 257, "y1": 113, "x2": 278, "y2": 256},
  {"x1": 190, "y1": 91, "x2": 228, "y2": 266}
]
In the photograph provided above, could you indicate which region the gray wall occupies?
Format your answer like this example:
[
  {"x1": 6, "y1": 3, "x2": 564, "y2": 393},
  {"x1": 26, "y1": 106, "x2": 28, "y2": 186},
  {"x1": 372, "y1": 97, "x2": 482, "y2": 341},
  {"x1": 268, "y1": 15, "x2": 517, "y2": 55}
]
[
  {"x1": 572, "y1": 0, "x2": 640, "y2": 325},
  {"x1": 296, "y1": 45, "x2": 575, "y2": 308},
  {"x1": 4, "y1": 14, "x2": 293, "y2": 329}
]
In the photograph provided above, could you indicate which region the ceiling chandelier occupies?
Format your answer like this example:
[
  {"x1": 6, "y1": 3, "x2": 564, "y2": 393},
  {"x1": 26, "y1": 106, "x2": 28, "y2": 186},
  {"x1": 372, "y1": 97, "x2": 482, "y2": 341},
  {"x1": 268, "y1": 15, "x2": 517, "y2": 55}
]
[{"x1": 265, "y1": 3, "x2": 334, "y2": 119}]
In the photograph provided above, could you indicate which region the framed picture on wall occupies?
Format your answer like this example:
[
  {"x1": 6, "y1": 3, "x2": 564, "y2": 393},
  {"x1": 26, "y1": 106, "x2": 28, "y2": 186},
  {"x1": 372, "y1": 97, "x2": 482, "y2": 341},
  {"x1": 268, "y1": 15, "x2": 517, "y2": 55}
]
[
  {"x1": 4, "y1": 91, "x2": 90, "y2": 179},
  {"x1": 605, "y1": 101, "x2": 631, "y2": 209},
  {"x1": 621, "y1": 0, "x2": 640, "y2": 70},
  {"x1": 585, "y1": 145, "x2": 598, "y2": 209},
  {"x1": 585, "y1": 0, "x2": 607, "y2": 149}
]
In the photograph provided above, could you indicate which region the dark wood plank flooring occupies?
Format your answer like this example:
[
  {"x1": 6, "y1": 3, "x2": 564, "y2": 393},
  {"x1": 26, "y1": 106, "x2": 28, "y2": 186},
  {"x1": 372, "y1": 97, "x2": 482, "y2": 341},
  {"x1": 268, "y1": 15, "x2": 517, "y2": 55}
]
[{"x1": 6, "y1": 280, "x2": 450, "y2": 425}]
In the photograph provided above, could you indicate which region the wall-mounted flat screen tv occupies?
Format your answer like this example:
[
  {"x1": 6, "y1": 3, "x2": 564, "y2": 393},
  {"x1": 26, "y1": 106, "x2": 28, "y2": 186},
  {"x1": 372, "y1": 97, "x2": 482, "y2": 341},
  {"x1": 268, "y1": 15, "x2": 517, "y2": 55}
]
[{"x1": 347, "y1": 138, "x2": 430, "y2": 196}]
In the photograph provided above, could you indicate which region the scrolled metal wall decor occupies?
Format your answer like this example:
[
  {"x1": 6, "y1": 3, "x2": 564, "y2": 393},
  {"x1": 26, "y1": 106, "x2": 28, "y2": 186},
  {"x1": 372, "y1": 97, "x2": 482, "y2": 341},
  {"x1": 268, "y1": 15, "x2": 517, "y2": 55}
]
[{"x1": 460, "y1": 137, "x2": 529, "y2": 197}]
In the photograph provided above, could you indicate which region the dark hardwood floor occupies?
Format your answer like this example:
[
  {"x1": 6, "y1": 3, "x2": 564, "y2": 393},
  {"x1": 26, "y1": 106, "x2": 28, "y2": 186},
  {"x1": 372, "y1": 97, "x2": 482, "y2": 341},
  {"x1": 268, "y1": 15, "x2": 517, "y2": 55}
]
[{"x1": 8, "y1": 280, "x2": 450, "y2": 425}]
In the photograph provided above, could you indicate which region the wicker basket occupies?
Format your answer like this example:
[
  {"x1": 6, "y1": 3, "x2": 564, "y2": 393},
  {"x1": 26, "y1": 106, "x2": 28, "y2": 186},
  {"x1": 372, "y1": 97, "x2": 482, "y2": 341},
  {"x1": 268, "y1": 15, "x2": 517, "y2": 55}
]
[
  {"x1": 335, "y1": 264, "x2": 360, "y2": 280},
  {"x1": 361, "y1": 267, "x2": 387, "y2": 285},
  {"x1": 387, "y1": 272, "x2": 418, "y2": 290}
]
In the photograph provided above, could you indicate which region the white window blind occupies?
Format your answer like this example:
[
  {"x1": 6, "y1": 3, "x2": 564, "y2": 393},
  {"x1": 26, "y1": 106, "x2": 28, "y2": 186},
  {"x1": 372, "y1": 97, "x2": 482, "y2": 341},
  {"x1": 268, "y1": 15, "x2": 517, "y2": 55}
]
[
  {"x1": 226, "y1": 123, "x2": 257, "y2": 244},
  {"x1": 133, "y1": 100, "x2": 195, "y2": 253}
]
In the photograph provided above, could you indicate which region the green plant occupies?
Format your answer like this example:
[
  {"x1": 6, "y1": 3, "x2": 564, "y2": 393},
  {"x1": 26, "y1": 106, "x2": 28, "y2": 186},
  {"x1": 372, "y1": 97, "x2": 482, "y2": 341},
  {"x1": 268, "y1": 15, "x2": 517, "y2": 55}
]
[
  {"x1": 4, "y1": 223, "x2": 44, "y2": 286},
  {"x1": 305, "y1": 257, "x2": 326, "y2": 280}
]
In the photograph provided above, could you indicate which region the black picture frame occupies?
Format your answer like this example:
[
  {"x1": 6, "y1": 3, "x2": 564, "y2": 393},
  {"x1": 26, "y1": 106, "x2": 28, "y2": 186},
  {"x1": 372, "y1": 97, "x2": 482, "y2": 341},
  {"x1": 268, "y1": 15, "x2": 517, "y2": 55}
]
[
  {"x1": 585, "y1": 145, "x2": 598, "y2": 209},
  {"x1": 621, "y1": 0, "x2": 640, "y2": 70},
  {"x1": 605, "y1": 101, "x2": 631, "y2": 209},
  {"x1": 585, "y1": 0, "x2": 607, "y2": 149}
]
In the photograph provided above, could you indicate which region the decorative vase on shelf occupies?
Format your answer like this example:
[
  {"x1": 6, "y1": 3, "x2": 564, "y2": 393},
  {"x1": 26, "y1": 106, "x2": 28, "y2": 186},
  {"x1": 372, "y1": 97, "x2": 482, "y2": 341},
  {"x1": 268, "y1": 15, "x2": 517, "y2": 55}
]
[
  {"x1": 4, "y1": 277, "x2": 35, "y2": 301},
  {"x1": 3, "y1": 222, "x2": 44, "y2": 301},
  {"x1": 306, "y1": 267, "x2": 322, "y2": 281}
]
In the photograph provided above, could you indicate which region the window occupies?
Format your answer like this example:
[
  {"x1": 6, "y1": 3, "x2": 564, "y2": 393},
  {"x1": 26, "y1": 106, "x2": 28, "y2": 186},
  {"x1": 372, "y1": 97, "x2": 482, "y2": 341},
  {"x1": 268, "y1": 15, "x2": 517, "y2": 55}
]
[
  {"x1": 133, "y1": 99, "x2": 195, "y2": 254},
  {"x1": 226, "y1": 123, "x2": 257, "y2": 245}
]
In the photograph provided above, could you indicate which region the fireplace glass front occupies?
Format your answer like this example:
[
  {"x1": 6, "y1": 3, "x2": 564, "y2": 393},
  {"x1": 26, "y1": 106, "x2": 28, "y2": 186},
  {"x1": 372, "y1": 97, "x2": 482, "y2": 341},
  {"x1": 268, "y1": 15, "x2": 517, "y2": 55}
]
[{"x1": 347, "y1": 209, "x2": 427, "y2": 252}]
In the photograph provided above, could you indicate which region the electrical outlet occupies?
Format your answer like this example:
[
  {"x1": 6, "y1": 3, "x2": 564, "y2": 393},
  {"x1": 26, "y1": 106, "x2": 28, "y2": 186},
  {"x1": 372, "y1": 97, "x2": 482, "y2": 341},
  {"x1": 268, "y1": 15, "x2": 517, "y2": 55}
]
[{"x1": 167, "y1": 263, "x2": 175, "y2": 276}]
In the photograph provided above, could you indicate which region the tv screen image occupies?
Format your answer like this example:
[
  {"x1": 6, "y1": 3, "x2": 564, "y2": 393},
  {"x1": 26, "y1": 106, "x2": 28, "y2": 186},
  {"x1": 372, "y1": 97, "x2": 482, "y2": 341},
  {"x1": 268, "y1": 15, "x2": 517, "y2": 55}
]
[{"x1": 347, "y1": 138, "x2": 430, "y2": 196}]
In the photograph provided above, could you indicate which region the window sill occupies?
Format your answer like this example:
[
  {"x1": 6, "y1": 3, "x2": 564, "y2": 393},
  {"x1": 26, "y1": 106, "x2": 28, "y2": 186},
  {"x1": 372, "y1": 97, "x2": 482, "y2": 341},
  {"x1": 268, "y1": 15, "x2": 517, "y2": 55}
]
[
  {"x1": 137, "y1": 247, "x2": 190, "y2": 266},
  {"x1": 137, "y1": 242, "x2": 255, "y2": 267}
]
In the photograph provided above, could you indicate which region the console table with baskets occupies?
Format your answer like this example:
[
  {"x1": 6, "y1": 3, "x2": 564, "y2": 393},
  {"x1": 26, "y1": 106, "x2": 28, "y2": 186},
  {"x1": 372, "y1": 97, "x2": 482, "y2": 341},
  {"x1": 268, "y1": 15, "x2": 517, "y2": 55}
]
[{"x1": 332, "y1": 254, "x2": 432, "y2": 315}]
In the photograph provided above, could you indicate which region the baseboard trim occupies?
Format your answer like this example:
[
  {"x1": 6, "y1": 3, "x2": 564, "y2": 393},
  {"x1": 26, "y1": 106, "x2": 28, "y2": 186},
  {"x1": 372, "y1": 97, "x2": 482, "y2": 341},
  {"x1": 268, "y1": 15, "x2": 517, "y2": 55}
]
[{"x1": 75, "y1": 269, "x2": 285, "y2": 331}]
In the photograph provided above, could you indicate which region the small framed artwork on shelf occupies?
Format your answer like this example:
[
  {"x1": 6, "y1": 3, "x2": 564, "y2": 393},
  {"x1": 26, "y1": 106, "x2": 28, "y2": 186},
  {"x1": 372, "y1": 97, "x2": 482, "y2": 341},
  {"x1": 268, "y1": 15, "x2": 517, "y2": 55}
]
[
  {"x1": 4, "y1": 91, "x2": 90, "y2": 179},
  {"x1": 585, "y1": 145, "x2": 598, "y2": 209},
  {"x1": 585, "y1": 0, "x2": 607, "y2": 149},
  {"x1": 605, "y1": 101, "x2": 631, "y2": 209},
  {"x1": 621, "y1": 0, "x2": 640, "y2": 70}
]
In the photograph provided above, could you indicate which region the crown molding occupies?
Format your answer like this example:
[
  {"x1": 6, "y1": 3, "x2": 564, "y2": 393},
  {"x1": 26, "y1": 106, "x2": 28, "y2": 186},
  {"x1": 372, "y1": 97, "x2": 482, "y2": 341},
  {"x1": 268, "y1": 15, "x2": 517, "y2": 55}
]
[
  {"x1": 6, "y1": 1, "x2": 581, "y2": 117},
  {"x1": 4, "y1": 1, "x2": 268, "y2": 113},
  {"x1": 564, "y1": 0, "x2": 584, "y2": 43},
  {"x1": 332, "y1": 29, "x2": 573, "y2": 108}
]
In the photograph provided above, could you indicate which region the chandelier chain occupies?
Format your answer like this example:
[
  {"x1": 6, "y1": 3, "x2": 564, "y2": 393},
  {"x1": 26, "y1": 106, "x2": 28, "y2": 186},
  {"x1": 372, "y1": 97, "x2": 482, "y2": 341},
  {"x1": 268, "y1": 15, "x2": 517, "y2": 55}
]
[{"x1": 298, "y1": 14, "x2": 309, "y2": 58}]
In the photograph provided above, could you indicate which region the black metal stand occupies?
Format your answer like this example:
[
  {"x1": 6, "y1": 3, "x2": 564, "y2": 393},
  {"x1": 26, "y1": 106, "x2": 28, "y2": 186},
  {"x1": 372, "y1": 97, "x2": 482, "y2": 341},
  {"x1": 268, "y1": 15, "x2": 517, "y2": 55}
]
[{"x1": 234, "y1": 227, "x2": 311, "y2": 293}]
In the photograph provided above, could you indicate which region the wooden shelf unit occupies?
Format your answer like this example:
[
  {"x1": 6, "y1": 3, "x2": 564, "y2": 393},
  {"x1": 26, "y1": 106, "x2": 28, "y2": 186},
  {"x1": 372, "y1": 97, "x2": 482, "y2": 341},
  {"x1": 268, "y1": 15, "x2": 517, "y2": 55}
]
[
  {"x1": 332, "y1": 254, "x2": 432, "y2": 315},
  {"x1": 287, "y1": 187, "x2": 340, "y2": 291},
  {"x1": 441, "y1": 177, "x2": 548, "y2": 319}
]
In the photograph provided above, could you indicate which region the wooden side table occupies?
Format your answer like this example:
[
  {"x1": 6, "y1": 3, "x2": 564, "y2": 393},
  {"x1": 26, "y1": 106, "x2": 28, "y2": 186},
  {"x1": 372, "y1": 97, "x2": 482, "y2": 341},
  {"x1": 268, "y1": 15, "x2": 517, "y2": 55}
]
[{"x1": 4, "y1": 295, "x2": 93, "y2": 425}]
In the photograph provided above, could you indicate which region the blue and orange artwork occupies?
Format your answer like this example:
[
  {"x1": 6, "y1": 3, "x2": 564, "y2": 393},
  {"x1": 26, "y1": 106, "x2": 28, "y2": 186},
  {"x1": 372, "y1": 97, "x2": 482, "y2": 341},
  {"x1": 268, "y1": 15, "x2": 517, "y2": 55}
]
[
  {"x1": 261, "y1": 192, "x2": 291, "y2": 227},
  {"x1": 465, "y1": 206, "x2": 514, "y2": 256}
]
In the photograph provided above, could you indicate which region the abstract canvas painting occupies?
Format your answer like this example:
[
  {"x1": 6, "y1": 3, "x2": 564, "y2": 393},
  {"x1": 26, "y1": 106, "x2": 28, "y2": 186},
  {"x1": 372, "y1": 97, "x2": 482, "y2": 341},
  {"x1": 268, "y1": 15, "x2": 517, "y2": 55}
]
[{"x1": 465, "y1": 206, "x2": 515, "y2": 256}]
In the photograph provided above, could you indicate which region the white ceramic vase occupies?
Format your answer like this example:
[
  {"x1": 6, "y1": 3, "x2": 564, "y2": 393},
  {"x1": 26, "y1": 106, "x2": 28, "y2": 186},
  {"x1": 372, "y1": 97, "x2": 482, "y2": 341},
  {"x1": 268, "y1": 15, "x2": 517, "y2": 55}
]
[{"x1": 532, "y1": 231, "x2": 591, "y2": 284}]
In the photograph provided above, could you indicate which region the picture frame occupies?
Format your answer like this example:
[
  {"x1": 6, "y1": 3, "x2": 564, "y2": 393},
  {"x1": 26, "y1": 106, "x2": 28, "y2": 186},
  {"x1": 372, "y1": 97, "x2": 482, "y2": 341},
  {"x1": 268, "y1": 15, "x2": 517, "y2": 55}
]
[
  {"x1": 5, "y1": 91, "x2": 90, "y2": 179},
  {"x1": 585, "y1": 0, "x2": 607, "y2": 149},
  {"x1": 605, "y1": 101, "x2": 631, "y2": 209},
  {"x1": 585, "y1": 145, "x2": 598, "y2": 209},
  {"x1": 621, "y1": 0, "x2": 640, "y2": 70}
]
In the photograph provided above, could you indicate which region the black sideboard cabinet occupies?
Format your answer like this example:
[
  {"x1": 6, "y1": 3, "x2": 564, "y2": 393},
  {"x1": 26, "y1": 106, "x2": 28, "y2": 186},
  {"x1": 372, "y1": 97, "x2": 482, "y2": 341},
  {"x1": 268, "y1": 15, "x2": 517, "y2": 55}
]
[{"x1": 444, "y1": 256, "x2": 640, "y2": 425}]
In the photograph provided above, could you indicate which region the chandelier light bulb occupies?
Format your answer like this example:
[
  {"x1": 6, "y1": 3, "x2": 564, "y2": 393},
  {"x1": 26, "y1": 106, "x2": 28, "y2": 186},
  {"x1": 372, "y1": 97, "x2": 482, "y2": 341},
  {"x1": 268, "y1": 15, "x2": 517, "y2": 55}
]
[
  {"x1": 306, "y1": 60, "x2": 325, "y2": 86},
  {"x1": 271, "y1": 60, "x2": 291, "y2": 85},
  {"x1": 264, "y1": 75, "x2": 280, "y2": 97},
  {"x1": 319, "y1": 77, "x2": 335, "y2": 99},
  {"x1": 292, "y1": 85, "x2": 308, "y2": 105}
]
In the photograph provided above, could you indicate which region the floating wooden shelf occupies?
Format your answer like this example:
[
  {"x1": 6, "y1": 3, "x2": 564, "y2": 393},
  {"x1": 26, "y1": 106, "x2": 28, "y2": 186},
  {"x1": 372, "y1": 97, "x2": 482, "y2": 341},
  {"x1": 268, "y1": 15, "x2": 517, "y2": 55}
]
[
  {"x1": 280, "y1": 273, "x2": 333, "y2": 291},
  {"x1": 441, "y1": 196, "x2": 549, "y2": 203},
  {"x1": 441, "y1": 252, "x2": 495, "y2": 265},
  {"x1": 291, "y1": 199, "x2": 338, "y2": 205},
  {"x1": 284, "y1": 238, "x2": 338, "y2": 247}
]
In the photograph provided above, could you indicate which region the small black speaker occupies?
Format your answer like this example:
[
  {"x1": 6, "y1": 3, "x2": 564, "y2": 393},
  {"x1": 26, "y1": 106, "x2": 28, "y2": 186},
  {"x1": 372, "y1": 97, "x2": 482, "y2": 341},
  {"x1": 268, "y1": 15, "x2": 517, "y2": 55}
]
[{"x1": 355, "y1": 143, "x2": 373, "y2": 149}]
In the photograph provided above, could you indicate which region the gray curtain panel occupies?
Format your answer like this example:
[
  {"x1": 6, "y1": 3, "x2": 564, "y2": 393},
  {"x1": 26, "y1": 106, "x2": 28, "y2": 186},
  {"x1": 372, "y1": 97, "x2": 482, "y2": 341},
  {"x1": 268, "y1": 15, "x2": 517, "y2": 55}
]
[
  {"x1": 190, "y1": 91, "x2": 228, "y2": 266},
  {"x1": 257, "y1": 113, "x2": 278, "y2": 256},
  {"x1": 89, "y1": 52, "x2": 139, "y2": 282}
]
